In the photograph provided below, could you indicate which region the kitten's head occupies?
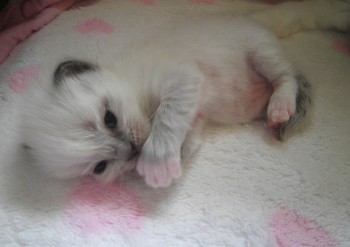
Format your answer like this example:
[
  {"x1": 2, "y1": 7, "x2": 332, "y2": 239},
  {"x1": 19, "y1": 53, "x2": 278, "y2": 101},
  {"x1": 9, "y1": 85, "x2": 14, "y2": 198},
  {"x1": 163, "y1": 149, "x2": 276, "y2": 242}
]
[{"x1": 23, "y1": 60, "x2": 150, "y2": 182}]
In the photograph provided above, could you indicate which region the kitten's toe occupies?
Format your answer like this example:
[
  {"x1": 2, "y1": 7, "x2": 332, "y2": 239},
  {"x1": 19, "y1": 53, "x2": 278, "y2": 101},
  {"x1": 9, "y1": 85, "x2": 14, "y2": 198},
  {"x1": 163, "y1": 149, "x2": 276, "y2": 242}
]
[
  {"x1": 267, "y1": 94, "x2": 295, "y2": 128},
  {"x1": 144, "y1": 163, "x2": 172, "y2": 188},
  {"x1": 137, "y1": 156, "x2": 182, "y2": 188}
]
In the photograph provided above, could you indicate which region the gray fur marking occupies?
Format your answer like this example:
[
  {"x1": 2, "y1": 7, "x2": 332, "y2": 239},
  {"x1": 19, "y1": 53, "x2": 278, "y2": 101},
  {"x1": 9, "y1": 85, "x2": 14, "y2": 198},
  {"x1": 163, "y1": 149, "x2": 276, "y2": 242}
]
[{"x1": 53, "y1": 60, "x2": 98, "y2": 86}]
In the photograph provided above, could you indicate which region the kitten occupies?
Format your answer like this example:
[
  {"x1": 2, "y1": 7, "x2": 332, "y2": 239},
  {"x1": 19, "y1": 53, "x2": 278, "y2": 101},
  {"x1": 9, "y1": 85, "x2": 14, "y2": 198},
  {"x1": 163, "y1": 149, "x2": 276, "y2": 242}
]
[{"x1": 22, "y1": 0, "x2": 349, "y2": 188}]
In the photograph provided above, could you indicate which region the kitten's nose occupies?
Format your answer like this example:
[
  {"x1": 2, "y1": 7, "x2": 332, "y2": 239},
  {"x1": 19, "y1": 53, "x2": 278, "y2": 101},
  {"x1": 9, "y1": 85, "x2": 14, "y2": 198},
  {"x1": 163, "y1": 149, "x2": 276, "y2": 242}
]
[
  {"x1": 127, "y1": 141, "x2": 139, "y2": 161},
  {"x1": 130, "y1": 141, "x2": 137, "y2": 152}
]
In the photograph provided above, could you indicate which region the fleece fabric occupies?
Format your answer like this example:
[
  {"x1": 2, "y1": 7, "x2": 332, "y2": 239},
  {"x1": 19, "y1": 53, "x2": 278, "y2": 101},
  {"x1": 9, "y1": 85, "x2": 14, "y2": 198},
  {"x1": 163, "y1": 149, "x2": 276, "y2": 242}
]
[{"x1": 0, "y1": 0, "x2": 349, "y2": 246}]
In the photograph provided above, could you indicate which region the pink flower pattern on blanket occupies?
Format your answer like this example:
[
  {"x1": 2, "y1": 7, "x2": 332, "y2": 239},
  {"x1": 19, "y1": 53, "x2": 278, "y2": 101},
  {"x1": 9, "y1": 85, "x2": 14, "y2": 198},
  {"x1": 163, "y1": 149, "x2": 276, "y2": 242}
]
[
  {"x1": 333, "y1": 40, "x2": 350, "y2": 57},
  {"x1": 270, "y1": 206, "x2": 337, "y2": 247},
  {"x1": 65, "y1": 178, "x2": 144, "y2": 234},
  {"x1": 76, "y1": 18, "x2": 114, "y2": 34},
  {"x1": 7, "y1": 65, "x2": 39, "y2": 93}
]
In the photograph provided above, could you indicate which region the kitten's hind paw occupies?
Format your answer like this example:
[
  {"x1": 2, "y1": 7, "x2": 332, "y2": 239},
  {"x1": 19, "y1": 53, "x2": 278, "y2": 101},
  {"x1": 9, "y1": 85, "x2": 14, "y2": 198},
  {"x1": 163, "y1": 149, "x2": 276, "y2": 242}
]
[
  {"x1": 269, "y1": 74, "x2": 312, "y2": 141},
  {"x1": 137, "y1": 156, "x2": 182, "y2": 188},
  {"x1": 267, "y1": 94, "x2": 296, "y2": 129}
]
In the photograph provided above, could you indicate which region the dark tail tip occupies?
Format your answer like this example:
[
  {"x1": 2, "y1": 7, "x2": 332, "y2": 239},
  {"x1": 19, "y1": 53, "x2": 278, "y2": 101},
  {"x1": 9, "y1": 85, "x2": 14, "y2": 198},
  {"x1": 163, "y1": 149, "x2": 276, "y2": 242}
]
[{"x1": 277, "y1": 74, "x2": 312, "y2": 141}]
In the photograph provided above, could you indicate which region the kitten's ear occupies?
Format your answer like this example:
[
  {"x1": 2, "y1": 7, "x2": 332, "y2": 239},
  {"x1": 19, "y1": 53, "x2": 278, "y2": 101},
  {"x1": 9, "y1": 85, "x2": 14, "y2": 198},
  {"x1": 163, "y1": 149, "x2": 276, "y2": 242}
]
[{"x1": 53, "y1": 60, "x2": 98, "y2": 87}]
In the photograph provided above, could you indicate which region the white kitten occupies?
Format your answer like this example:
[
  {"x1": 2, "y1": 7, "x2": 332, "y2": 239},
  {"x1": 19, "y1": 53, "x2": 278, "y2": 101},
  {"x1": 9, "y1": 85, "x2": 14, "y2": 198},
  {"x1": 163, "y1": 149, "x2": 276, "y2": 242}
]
[{"x1": 22, "y1": 0, "x2": 349, "y2": 188}]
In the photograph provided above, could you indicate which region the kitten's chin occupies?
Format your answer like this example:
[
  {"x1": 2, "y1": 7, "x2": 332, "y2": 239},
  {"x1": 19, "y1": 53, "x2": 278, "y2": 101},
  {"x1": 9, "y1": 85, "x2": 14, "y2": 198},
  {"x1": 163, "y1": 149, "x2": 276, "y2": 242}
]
[{"x1": 93, "y1": 161, "x2": 137, "y2": 183}]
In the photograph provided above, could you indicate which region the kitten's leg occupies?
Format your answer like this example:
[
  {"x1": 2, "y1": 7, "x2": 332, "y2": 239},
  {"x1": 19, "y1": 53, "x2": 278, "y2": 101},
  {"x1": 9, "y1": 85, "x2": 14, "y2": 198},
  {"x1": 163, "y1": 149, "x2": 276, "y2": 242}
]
[
  {"x1": 137, "y1": 72, "x2": 202, "y2": 188},
  {"x1": 248, "y1": 37, "x2": 311, "y2": 140},
  {"x1": 276, "y1": 74, "x2": 312, "y2": 140},
  {"x1": 181, "y1": 115, "x2": 204, "y2": 163},
  {"x1": 249, "y1": 0, "x2": 350, "y2": 37}
]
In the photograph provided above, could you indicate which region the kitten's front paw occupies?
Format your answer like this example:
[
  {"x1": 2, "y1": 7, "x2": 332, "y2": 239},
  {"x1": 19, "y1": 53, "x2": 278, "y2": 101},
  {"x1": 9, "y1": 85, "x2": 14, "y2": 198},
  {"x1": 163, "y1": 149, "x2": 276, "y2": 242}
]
[
  {"x1": 267, "y1": 94, "x2": 296, "y2": 128},
  {"x1": 137, "y1": 156, "x2": 182, "y2": 188}
]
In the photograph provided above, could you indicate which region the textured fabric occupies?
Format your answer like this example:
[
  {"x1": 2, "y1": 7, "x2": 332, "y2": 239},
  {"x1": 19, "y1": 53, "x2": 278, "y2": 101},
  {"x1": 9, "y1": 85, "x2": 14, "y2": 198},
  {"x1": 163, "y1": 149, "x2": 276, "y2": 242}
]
[
  {"x1": 0, "y1": 1, "x2": 349, "y2": 246},
  {"x1": 0, "y1": 0, "x2": 87, "y2": 64}
]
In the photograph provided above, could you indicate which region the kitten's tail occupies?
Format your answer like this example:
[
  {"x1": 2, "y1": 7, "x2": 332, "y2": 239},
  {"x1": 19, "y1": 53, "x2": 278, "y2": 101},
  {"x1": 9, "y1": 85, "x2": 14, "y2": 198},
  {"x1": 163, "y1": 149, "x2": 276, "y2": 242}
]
[
  {"x1": 248, "y1": 0, "x2": 350, "y2": 38},
  {"x1": 277, "y1": 74, "x2": 312, "y2": 141}
]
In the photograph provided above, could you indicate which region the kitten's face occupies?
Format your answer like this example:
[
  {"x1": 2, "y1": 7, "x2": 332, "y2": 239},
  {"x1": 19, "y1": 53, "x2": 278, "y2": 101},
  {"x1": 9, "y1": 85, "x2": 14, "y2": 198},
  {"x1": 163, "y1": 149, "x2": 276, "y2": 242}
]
[{"x1": 24, "y1": 61, "x2": 150, "y2": 182}]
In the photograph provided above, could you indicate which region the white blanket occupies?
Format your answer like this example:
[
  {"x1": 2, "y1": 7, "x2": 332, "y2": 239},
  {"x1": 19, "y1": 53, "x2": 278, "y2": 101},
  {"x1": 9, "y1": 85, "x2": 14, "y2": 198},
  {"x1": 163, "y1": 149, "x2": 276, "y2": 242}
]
[{"x1": 1, "y1": 0, "x2": 349, "y2": 246}]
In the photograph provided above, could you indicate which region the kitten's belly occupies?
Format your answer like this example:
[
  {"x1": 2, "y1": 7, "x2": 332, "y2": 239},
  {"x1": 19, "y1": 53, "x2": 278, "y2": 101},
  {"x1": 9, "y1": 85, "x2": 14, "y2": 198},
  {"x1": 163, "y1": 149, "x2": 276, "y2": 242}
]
[{"x1": 202, "y1": 69, "x2": 273, "y2": 124}]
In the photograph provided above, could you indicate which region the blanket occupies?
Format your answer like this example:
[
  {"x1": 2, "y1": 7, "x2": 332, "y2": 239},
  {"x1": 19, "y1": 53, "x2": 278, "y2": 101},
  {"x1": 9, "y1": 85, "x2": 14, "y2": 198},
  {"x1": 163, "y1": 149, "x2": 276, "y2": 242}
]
[
  {"x1": 0, "y1": 0, "x2": 92, "y2": 64},
  {"x1": 0, "y1": 0, "x2": 350, "y2": 246}
]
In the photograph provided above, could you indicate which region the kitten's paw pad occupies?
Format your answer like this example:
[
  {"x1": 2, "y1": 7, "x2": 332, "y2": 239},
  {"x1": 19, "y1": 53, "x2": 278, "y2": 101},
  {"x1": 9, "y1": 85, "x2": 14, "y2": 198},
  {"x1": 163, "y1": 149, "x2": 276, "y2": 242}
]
[
  {"x1": 136, "y1": 157, "x2": 182, "y2": 188},
  {"x1": 267, "y1": 95, "x2": 295, "y2": 128}
]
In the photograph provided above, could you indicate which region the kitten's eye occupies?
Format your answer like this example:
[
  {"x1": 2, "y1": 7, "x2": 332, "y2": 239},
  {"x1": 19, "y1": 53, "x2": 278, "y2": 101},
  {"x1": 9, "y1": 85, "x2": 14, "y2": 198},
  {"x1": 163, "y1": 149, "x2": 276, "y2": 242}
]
[
  {"x1": 93, "y1": 160, "x2": 107, "y2": 175},
  {"x1": 104, "y1": 110, "x2": 117, "y2": 129}
]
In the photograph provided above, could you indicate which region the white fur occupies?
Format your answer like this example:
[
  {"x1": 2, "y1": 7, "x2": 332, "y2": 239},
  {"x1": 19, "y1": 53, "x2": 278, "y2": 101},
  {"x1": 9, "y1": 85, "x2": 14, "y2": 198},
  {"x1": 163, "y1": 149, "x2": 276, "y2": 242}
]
[{"x1": 21, "y1": 0, "x2": 350, "y2": 188}]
